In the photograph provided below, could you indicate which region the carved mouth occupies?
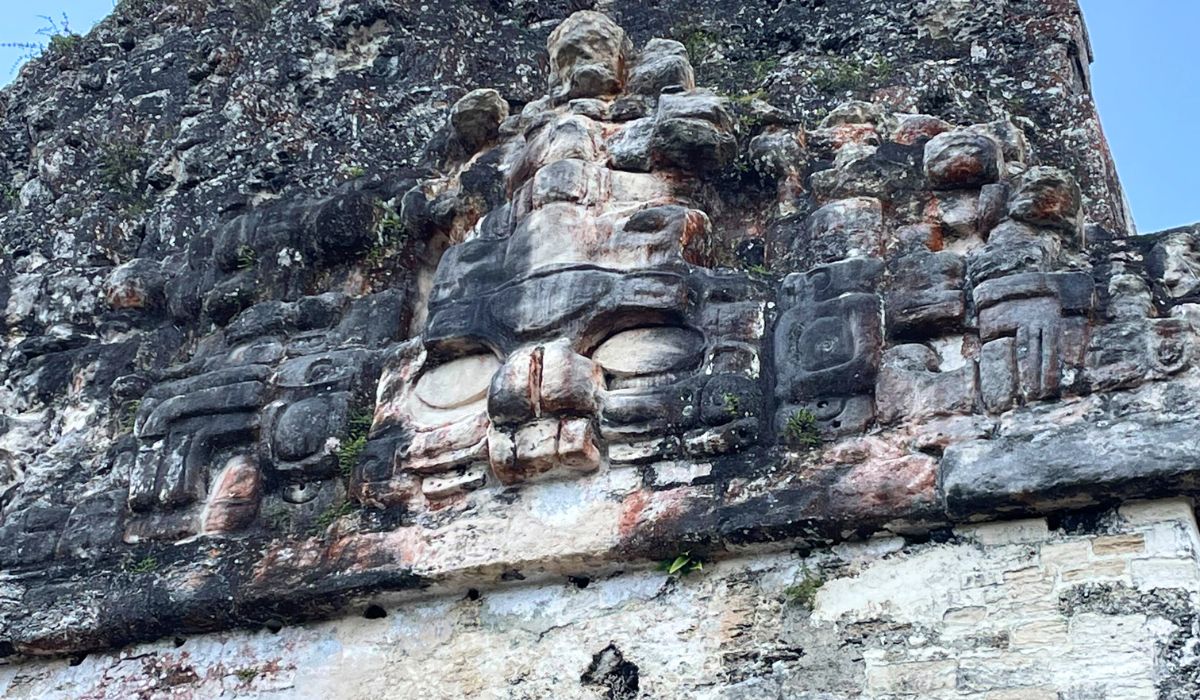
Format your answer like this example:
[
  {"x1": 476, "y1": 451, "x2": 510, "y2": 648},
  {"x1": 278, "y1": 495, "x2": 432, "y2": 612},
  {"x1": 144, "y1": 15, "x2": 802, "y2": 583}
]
[
  {"x1": 606, "y1": 370, "x2": 685, "y2": 390},
  {"x1": 487, "y1": 417, "x2": 601, "y2": 484}
]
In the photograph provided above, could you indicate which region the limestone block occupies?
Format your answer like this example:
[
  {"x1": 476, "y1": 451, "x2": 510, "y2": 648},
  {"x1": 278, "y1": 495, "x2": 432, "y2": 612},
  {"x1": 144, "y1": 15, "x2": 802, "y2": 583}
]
[
  {"x1": 807, "y1": 197, "x2": 885, "y2": 260},
  {"x1": 924, "y1": 130, "x2": 1003, "y2": 189},
  {"x1": 650, "y1": 91, "x2": 737, "y2": 171},
  {"x1": 874, "y1": 344, "x2": 976, "y2": 425},
  {"x1": 890, "y1": 113, "x2": 952, "y2": 145},
  {"x1": 1008, "y1": 166, "x2": 1083, "y2": 237},
  {"x1": 885, "y1": 249, "x2": 966, "y2": 338},
  {"x1": 775, "y1": 258, "x2": 883, "y2": 401},
  {"x1": 547, "y1": 11, "x2": 632, "y2": 99},
  {"x1": 450, "y1": 88, "x2": 509, "y2": 152},
  {"x1": 628, "y1": 38, "x2": 694, "y2": 95}
]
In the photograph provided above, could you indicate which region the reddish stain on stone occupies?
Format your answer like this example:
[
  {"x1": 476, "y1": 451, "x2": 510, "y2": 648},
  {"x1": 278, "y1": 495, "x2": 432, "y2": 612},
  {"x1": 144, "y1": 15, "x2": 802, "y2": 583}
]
[
  {"x1": 618, "y1": 490, "x2": 649, "y2": 538},
  {"x1": 892, "y1": 115, "x2": 952, "y2": 145},
  {"x1": 826, "y1": 123, "x2": 878, "y2": 149},
  {"x1": 832, "y1": 454, "x2": 937, "y2": 518}
]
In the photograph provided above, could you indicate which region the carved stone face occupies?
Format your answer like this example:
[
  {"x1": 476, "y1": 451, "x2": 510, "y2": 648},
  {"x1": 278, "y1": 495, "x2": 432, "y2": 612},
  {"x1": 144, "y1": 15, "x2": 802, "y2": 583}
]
[
  {"x1": 379, "y1": 235, "x2": 767, "y2": 498},
  {"x1": 376, "y1": 96, "x2": 764, "y2": 499}
]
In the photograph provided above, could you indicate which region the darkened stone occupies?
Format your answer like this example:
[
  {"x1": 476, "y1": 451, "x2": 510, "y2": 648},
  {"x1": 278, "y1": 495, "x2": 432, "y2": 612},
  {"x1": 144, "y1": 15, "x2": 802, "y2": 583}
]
[
  {"x1": 628, "y1": 38, "x2": 694, "y2": 96},
  {"x1": 886, "y1": 250, "x2": 965, "y2": 338},
  {"x1": 943, "y1": 418, "x2": 1200, "y2": 518},
  {"x1": 775, "y1": 259, "x2": 883, "y2": 401}
]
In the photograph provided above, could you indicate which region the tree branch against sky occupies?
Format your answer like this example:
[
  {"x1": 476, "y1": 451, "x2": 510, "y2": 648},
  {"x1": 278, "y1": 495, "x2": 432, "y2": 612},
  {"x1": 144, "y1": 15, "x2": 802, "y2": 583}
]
[{"x1": 0, "y1": 0, "x2": 1196, "y2": 232}]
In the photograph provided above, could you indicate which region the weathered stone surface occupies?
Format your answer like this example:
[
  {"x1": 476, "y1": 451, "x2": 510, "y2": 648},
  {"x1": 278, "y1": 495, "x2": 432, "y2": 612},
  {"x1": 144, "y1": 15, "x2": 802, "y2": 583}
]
[
  {"x1": 875, "y1": 344, "x2": 975, "y2": 424},
  {"x1": 628, "y1": 38, "x2": 694, "y2": 96},
  {"x1": 6, "y1": 502, "x2": 1200, "y2": 699},
  {"x1": 1008, "y1": 166, "x2": 1084, "y2": 236},
  {"x1": 943, "y1": 379, "x2": 1200, "y2": 516},
  {"x1": 0, "y1": 0, "x2": 1196, "y2": 681},
  {"x1": 547, "y1": 11, "x2": 632, "y2": 99}
]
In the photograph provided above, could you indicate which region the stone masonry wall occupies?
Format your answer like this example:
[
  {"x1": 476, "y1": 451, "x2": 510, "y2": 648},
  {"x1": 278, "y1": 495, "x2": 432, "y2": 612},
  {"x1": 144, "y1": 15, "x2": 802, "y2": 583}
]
[
  {"x1": 4, "y1": 497, "x2": 1198, "y2": 699},
  {"x1": 4, "y1": 0, "x2": 1200, "y2": 691}
]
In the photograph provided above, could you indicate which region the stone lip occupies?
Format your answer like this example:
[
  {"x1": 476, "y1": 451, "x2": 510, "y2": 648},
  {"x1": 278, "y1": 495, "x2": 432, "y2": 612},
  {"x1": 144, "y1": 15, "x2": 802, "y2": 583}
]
[
  {"x1": 7, "y1": 378, "x2": 1200, "y2": 658},
  {"x1": 2, "y1": 535, "x2": 427, "y2": 658},
  {"x1": 944, "y1": 418, "x2": 1200, "y2": 518},
  {"x1": 943, "y1": 377, "x2": 1200, "y2": 518}
]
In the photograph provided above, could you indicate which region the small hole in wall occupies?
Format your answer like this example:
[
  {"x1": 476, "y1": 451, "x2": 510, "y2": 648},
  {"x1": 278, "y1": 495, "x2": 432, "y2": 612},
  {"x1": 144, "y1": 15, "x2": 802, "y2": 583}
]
[
  {"x1": 363, "y1": 604, "x2": 387, "y2": 619},
  {"x1": 173, "y1": 637, "x2": 186, "y2": 648},
  {"x1": 568, "y1": 576, "x2": 591, "y2": 590},
  {"x1": 264, "y1": 618, "x2": 284, "y2": 634},
  {"x1": 68, "y1": 653, "x2": 87, "y2": 667},
  {"x1": 0, "y1": 641, "x2": 14, "y2": 658},
  {"x1": 466, "y1": 588, "x2": 481, "y2": 601},
  {"x1": 831, "y1": 420, "x2": 841, "y2": 428}
]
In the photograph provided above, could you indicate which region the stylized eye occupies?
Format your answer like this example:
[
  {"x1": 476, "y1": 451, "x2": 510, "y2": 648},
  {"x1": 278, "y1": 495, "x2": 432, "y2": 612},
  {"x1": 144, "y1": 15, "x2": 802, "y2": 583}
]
[
  {"x1": 305, "y1": 358, "x2": 335, "y2": 383},
  {"x1": 415, "y1": 354, "x2": 501, "y2": 410},
  {"x1": 592, "y1": 326, "x2": 704, "y2": 379}
]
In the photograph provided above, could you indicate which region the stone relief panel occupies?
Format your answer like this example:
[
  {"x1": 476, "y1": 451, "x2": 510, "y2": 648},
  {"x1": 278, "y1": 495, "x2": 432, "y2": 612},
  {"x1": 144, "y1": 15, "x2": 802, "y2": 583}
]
[
  {"x1": 88, "y1": 11, "x2": 1196, "y2": 529},
  {"x1": 366, "y1": 12, "x2": 768, "y2": 505},
  {"x1": 1, "y1": 6, "x2": 1199, "y2": 657}
]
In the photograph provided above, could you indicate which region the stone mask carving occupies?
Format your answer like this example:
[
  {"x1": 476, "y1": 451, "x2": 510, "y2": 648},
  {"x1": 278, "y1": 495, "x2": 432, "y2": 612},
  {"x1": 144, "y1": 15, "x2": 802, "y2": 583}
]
[{"x1": 371, "y1": 20, "x2": 764, "y2": 502}]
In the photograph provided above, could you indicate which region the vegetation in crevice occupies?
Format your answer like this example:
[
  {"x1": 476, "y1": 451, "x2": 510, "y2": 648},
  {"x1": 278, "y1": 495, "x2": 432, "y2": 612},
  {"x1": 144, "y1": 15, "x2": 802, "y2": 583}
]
[
  {"x1": 659, "y1": 551, "x2": 705, "y2": 577},
  {"x1": 784, "y1": 409, "x2": 822, "y2": 449},
  {"x1": 784, "y1": 570, "x2": 824, "y2": 610}
]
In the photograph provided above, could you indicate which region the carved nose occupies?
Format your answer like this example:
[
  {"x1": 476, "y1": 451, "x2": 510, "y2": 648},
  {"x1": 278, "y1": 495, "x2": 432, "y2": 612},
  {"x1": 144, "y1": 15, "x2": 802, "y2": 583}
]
[
  {"x1": 487, "y1": 339, "x2": 603, "y2": 426},
  {"x1": 486, "y1": 339, "x2": 604, "y2": 483}
]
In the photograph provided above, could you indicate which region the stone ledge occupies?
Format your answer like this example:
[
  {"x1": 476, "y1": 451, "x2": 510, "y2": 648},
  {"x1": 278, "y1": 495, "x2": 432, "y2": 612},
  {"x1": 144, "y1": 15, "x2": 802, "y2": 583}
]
[
  {"x1": 5, "y1": 499, "x2": 1198, "y2": 698},
  {"x1": 6, "y1": 400, "x2": 1200, "y2": 658}
]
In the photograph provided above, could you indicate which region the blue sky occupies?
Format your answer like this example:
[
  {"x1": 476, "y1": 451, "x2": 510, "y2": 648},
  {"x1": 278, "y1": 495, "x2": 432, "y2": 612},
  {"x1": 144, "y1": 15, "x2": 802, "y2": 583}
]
[{"x1": 1, "y1": 0, "x2": 1197, "y2": 233}]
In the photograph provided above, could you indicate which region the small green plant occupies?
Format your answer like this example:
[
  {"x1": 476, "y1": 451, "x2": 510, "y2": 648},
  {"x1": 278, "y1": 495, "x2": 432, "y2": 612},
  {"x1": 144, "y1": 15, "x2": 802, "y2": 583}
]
[
  {"x1": 2, "y1": 14, "x2": 79, "y2": 73},
  {"x1": 336, "y1": 409, "x2": 373, "y2": 477},
  {"x1": 336, "y1": 434, "x2": 367, "y2": 477},
  {"x1": 127, "y1": 556, "x2": 157, "y2": 575},
  {"x1": 310, "y1": 500, "x2": 357, "y2": 536},
  {"x1": 235, "y1": 244, "x2": 257, "y2": 270},
  {"x1": 263, "y1": 503, "x2": 292, "y2": 531},
  {"x1": 784, "y1": 571, "x2": 824, "y2": 610},
  {"x1": 234, "y1": 667, "x2": 259, "y2": 682},
  {"x1": 750, "y1": 57, "x2": 780, "y2": 84},
  {"x1": 343, "y1": 164, "x2": 367, "y2": 179},
  {"x1": 722, "y1": 392, "x2": 740, "y2": 417},
  {"x1": 376, "y1": 203, "x2": 405, "y2": 240},
  {"x1": 1, "y1": 184, "x2": 18, "y2": 209},
  {"x1": 810, "y1": 54, "x2": 894, "y2": 93},
  {"x1": 735, "y1": 109, "x2": 764, "y2": 136},
  {"x1": 366, "y1": 201, "x2": 408, "y2": 264},
  {"x1": 48, "y1": 32, "x2": 81, "y2": 55},
  {"x1": 98, "y1": 140, "x2": 147, "y2": 199},
  {"x1": 121, "y1": 399, "x2": 141, "y2": 433},
  {"x1": 784, "y1": 409, "x2": 822, "y2": 449},
  {"x1": 745, "y1": 263, "x2": 772, "y2": 278},
  {"x1": 659, "y1": 551, "x2": 705, "y2": 577},
  {"x1": 678, "y1": 26, "x2": 718, "y2": 65}
]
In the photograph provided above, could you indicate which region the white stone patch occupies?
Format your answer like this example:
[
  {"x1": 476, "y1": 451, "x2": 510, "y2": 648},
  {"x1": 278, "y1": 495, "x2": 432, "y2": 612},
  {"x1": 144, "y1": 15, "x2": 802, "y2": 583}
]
[
  {"x1": 6, "y1": 501, "x2": 1200, "y2": 698},
  {"x1": 415, "y1": 354, "x2": 499, "y2": 410}
]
